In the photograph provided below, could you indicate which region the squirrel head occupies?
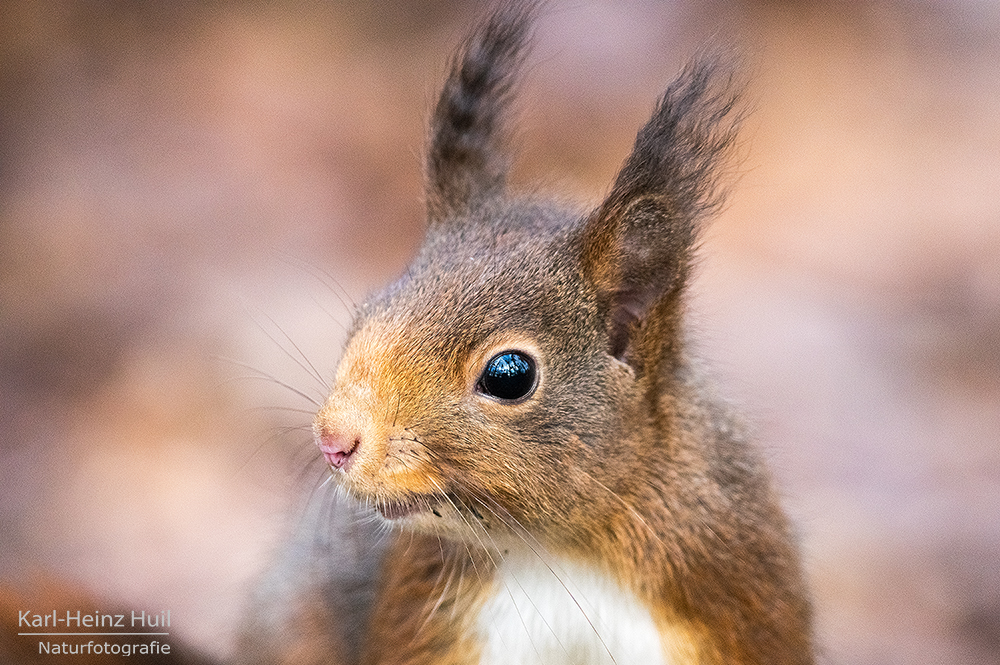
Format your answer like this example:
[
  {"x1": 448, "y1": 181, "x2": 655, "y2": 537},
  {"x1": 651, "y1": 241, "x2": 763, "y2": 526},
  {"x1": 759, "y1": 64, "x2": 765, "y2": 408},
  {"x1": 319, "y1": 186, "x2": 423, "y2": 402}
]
[{"x1": 314, "y1": 2, "x2": 741, "y2": 550}]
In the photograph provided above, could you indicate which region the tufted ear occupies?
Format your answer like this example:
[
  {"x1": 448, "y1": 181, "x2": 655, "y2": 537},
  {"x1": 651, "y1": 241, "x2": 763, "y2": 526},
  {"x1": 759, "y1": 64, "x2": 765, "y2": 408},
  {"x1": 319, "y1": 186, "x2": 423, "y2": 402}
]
[
  {"x1": 424, "y1": 2, "x2": 536, "y2": 222},
  {"x1": 581, "y1": 56, "x2": 743, "y2": 369}
]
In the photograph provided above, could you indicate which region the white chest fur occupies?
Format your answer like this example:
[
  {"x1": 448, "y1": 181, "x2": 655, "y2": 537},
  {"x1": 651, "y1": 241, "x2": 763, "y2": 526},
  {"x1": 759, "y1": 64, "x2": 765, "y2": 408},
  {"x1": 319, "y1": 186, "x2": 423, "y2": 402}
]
[{"x1": 476, "y1": 555, "x2": 670, "y2": 665}]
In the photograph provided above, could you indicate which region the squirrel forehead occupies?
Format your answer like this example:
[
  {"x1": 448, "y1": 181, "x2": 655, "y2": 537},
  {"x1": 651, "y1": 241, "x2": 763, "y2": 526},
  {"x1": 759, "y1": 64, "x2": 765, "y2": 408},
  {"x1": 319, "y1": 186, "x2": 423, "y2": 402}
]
[
  {"x1": 370, "y1": 218, "x2": 584, "y2": 329},
  {"x1": 333, "y1": 199, "x2": 593, "y2": 397},
  {"x1": 420, "y1": 198, "x2": 581, "y2": 266}
]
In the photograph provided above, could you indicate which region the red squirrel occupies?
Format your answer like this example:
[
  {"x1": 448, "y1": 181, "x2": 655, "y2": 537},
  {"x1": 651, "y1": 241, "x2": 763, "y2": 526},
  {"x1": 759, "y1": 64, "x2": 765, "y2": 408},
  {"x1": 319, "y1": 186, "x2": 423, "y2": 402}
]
[{"x1": 236, "y1": 3, "x2": 815, "y2": 664}]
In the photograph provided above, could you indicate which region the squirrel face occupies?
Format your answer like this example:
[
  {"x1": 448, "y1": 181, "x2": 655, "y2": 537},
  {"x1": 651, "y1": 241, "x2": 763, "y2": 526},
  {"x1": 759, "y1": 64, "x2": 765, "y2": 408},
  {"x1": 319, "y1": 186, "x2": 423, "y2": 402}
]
[{"x1": 314, "y1": 201, "x2": 642, "y2": 546}]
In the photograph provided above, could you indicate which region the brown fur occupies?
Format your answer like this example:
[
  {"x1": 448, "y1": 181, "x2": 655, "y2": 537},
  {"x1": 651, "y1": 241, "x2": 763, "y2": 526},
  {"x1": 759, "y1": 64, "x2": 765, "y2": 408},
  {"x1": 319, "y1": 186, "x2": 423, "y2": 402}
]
[
  {"x1": 361, "y1": 537, "x2": 495, "y2": 665},
  {"x1": 238, "y1": 2, "x2": 815, "y2": 663}
]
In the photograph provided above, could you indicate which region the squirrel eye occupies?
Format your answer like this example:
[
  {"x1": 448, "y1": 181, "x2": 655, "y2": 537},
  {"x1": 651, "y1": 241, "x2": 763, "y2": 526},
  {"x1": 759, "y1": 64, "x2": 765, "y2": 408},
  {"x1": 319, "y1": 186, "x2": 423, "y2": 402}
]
[{"x1": 478, "y1": 351, "x2": 537, "y2": 402}]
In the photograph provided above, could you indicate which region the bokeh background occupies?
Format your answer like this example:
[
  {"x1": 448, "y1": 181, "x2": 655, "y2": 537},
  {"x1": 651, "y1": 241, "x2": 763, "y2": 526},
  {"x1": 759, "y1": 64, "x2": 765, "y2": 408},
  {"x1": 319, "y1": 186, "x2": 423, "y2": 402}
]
[{"x1": 1, "y1": 0, "x2": 998, "y2": 663}]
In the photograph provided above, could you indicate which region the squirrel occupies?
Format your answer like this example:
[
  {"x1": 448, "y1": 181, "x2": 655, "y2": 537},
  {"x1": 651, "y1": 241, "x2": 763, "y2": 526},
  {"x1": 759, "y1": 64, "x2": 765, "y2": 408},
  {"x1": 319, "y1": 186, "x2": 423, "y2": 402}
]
[{"x1": 236, "y1": 2, "x2": 815, "y2": 664}]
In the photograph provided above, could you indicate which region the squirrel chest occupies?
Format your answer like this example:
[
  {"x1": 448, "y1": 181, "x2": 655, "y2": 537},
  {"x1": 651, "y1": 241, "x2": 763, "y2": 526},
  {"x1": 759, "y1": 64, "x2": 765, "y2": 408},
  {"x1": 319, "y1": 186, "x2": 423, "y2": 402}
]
[{"x1": 476, "y1": 556, "x2": 673, "y2": 665}]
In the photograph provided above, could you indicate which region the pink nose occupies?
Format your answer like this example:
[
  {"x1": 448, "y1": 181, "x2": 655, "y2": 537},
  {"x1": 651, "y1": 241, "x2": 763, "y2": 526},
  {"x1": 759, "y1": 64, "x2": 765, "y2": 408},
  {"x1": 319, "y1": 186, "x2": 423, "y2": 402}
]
[{"x1": 317, "y1": 431, "x2": 359, "y2": 470}]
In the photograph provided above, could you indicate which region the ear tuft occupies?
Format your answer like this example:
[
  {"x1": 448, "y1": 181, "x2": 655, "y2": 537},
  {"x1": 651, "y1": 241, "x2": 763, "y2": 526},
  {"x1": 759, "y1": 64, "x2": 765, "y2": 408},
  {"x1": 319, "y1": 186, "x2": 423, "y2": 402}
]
[
  {"x1": 582, "y1": 55, "x2": 744, "y2": 364},
  {"x1": 425, "y1": 1, "x2": 539, "y2": 221}
]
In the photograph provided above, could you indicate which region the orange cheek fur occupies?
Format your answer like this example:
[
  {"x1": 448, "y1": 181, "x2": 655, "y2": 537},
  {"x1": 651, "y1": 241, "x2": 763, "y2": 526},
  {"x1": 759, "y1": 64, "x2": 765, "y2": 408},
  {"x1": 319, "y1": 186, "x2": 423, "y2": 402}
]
[{"x1": 315, "y1": 320, "x2": 450, "y2": 499}]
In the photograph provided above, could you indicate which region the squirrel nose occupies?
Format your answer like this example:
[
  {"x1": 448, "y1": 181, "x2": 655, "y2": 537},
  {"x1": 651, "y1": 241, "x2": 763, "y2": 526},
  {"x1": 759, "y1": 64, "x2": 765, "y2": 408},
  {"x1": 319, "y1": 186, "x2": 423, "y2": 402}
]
[{"x1": 317, "y1": 430, "x2": 360, "y2": 470}]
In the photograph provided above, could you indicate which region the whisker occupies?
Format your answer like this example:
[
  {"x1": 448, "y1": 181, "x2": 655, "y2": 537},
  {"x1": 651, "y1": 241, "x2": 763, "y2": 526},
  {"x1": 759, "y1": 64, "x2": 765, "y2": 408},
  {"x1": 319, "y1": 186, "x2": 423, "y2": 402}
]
[
  {"x1": 277, "y1": 253, "x2": 358, "y2": 316},
  {"x1": 246, "y1": 309, "x2": 330, "y2": 394},
  {"x1": 411, "y1": 534, "x2": 459, "y2": 641},
  {"x1": 246, "y1": 405, "x2": 318, "y2": 416},
  {"x1": 391, "y1": 394, "x2": 401, "y2": 428},
  {"x1": 265, "y1": 312, "x2": 330, "y2": 391},
  {"x1": 307, "y1": 292, "x2": 349, "y2": 334},
  {"x1": 462, "y1": 487, "x2": 618, "y2": 665},
  {"x1": 293, "y1": 449, "x2": 329, "y2": 488},
  {"x1": 234, "y1": 424, "x2": 313, "y2": 477},
  {"x1": 437, "y1": 496, "x2": 535, "y2": 661},
  {"x1": 450, "y1": 553, "x2": 470, "y2": 622},
  {"x1": 577, "y1": 468, "x2": 667, "y2": 549},
  {"x1": 214, "y1": 358, "x2": 322, "y2": 407},
  {"x1": 693, "y1": 496, "x2": 754, "y2": 572},
  {"x1": 436, "y1": 482, "x2": 572, "y2": 664}
]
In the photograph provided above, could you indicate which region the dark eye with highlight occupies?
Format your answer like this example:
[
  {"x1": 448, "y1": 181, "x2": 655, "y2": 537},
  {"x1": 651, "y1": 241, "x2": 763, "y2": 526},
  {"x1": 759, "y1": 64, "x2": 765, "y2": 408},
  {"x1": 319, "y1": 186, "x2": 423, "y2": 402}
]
[{"x1": 478, "y1": 351, "x2": 537, "y2": 402}]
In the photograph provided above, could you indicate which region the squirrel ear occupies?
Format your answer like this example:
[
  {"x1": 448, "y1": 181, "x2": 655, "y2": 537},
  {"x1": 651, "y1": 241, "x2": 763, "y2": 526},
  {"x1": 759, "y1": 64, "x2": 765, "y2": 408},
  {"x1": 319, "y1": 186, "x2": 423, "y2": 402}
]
[
  {"x1": 424, "y1": 2, "x2": 536, "y2": 221},
  {"x1": 581, "y1": 56, "x2": 742, "y2": 364}
]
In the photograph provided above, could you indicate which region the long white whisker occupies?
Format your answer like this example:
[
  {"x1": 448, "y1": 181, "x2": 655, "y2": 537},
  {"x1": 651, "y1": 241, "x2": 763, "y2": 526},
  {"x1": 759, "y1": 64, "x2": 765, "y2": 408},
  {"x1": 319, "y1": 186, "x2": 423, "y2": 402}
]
[
  {"x1": 577, "y1": 469, "x2": 667, "y2": 549},
  {"x1": 411, "y1": 533, "x2": 459, "y2": 641},
  {"x1": 464, "y1": 489, "x2": 619, "y2": 665},
  {"x1": 440, "y1": 481, "x2": 576, "y2": 664},
  {"x1": 424, "y1": 480, "x2": 543, "y2": 659},
  {"x1": 215, "y1": 358, "x2": 322, "y2": 407},
  {"x1": 277, "y1": 253, "x2": 358, "y2": 317},
  {"x1": 251, "y1": 308, "x2": 330, "y2": 392},
  {"x1": 307, "y1": 292, "x2": 349, "y2": 334}
]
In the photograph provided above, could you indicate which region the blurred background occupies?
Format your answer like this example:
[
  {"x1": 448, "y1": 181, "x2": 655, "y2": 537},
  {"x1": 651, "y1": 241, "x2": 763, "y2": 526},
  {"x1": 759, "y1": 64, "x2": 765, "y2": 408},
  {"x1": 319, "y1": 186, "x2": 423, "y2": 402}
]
[{"x1": 1, "y1": 0, "x2": 997, "y2": 663}]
